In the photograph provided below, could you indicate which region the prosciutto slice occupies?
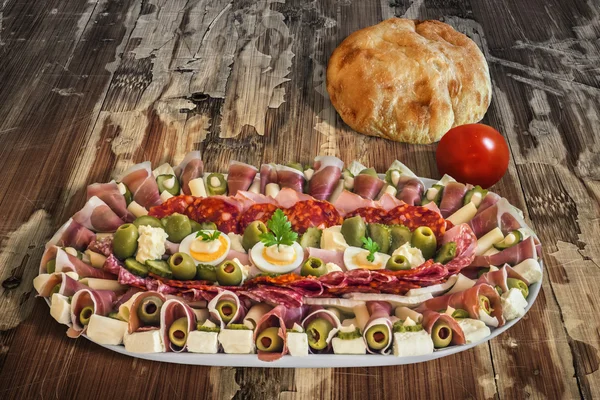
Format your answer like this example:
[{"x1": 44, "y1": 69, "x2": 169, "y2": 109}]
[
  {"x1": 332, "y1": 190, "x2": 377, "y2": 216},
  {"x1": 301, "y1": 307, "x2": 342, "y2": 354},
  {"x1": 87, "y1": 182, "x2": 133, "y2": 221},
  {"x1": 260, "y1": 164, "x2": 278, "y2": 194},
  {"x1": 439, "y1": 182, "x2": 468, "y2": 218},
  {"x1": 476, "y1": 265, "x2": 529, "y2": 292},
  {"x1": 441, "y1": 223, "x2": 478, "y2": 274},
  {"x1": 363, "y1": 301, "x2": 394, "y2": 354},
  {"x1": 470, "y1": 236, "x2": 537, "y2": 267},
  {"x1": 175, "y1": 151, "x2": 204, "y2": 195},
  {"x1": 468, "y1": 198, "x2": 537, "y2": 240},
  {"x1": 36, "y1": 272, "x2": 88, "y2": 297},
  {"x1": 309, "y1": 156, "x2": 343, "y2": 200},
  {"x1": 421, "y1": 201, "x2": 442, "y2": 216},
  {"x1": 475, "y1": 192, "x2": 501, "y2": 216},
  {"x1": 417, "y1": 283, "x2": 505, "y2": 327},
  {"x1": 421, "y1": 311, "x2": 466, "y2": 346},
  {"x1": 119, "y1": 161, "x2": 162, "y2": 208},
  {"x1": 228, "y1": 161, "x2": 258, "y2": 196},
  {"x1": 274, "y1": 188, "x2": 313, "y2": 208},
  {"x1": 73, "y1": 196, "x2": 124, "y2": 232},
  {"x1": 253, "y1": 305, "x2": 303, "y2": 361},
  {"x1": 353, "y1": 174, "x2": 385, "y2": 200},
  {"x1": 378, "y1": 193, "x2": 405, "y2": 211},
  {"x1": 128, "y1": 291, "x2": 167, "y2": 333},
  {"x1": 396, "y1": 176, "x2": 424, "y2": 206},
  {"x1": 160, "y1": 298, "x2": 196, "y2": 352},
  {"x1": 52, "y1": 246, "x2": 116, "y2": 279},
  {"x1": 208, "y1": 290, "x2": 245, "y2": 328},
  {"x1": 67, "y1": 288, "x2": 117, "y2": 338},
  {"x1": 47, "y1": 218, "x2": 95, "y2": 250},
  {"x1": 276, "y1": 165, "x2": 305, "y2": 193}
]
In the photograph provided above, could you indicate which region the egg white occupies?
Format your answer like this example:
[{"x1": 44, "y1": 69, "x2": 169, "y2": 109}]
[
  {"x1": 179, "y1": 230, "x2": 230, "y2": 266},
  {"x1": 343, "y1": 246, "x2": 390, "y2": 271},
  {"x1": 250, "y1": 241, "x2": 304, "y2": 275}
]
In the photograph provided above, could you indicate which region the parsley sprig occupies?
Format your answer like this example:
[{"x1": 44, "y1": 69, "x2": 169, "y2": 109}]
[
  {"x1": 259, "y1": 209, "x2": 298, "y2": 248},
  {"x1": 196, "y1": 230, "x2": 221, "y2": 241},
  {"x1": 361, "y1": 236, "x2": 379, "y2": 262}
]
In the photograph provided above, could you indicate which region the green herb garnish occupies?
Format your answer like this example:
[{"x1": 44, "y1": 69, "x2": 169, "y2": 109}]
[
  {"x1": 361, "y1": 236, "x2": 379, "y2": 262},
  {"x1": 196, "y1": 230, "x2": 221, "y2": 241},
  {"x1": 259, "y1": 209, "x2": 298, "y2": 247}
]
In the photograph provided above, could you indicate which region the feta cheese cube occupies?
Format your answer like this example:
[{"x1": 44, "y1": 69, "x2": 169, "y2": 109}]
[
  {"x1": 87, "y1": 314, "x2": 128, "y2": 345},
  {"x1": 478, "y1": 310, "x2": 499, "y2": 327},
  {"x1": 332, "y1": 337, "x2": 366, "y2": 355},
  {"x1": 393, "y1": 330, "x2": 434, "y2": 357},
  {"x1": 501, "y1": 288, "x2": 528, "y2": 320},
  {"x1": 218, "y1": 329, "x2": 255, "y2": 354},
  {"x1": 187, "y1": 331, "x2": 219, "y2": 354},
  {"x1": 512, "y1": 259, "x2": 543, "y2": 283},
  {"x1": 457, "y1": 318, "x2": 491, "y2": 343},
  {"x1": 123, "y1": 330, "x2": 165, "y2": 353},
  {"x1": 286, "y1": 332, "x2": 308, "y2": 357}
]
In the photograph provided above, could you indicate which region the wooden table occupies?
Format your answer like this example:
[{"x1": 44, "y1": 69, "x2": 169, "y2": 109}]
[{"x1": 0, "y1": 0, "x2": 598, "y2": 398}]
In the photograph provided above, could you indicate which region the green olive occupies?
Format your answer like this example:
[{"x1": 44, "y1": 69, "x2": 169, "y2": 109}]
[
  {"x1": 216, "y1": 261, "x2": 243, "y2": 286},
  {"x1": 386, "y1": 254, "x2": 411, "y2": 271},
  {"x1": 341, "y1": 216, "x2": 367, "y2": 247},
  {"x1": 389, "y1": 225, "x2": 412, "y2": 254},
  {"x1": 242, "y1": 221, "x2": 268, "y2": 251},
  {"x1": 118, "y1": 182, "x2": 133, "y2": 205},
  {"x1": 46, "y1": 259, "x2": 56, "y2": 274},
  {"x1": 306, "y1": 317, "x2": 334, "y2": 351},
  {"x1": 156, "y1": 174, "x2": 181, "y2": 196},
  {"x1": 215, "y1": 299, "x2": 238, "y2": 323},
  {"x1": 479, "y1": 295, "x2": 493, "y2": 315},
  {"x1": 190, "y1": 220, "x2": 202, "y2": 233},
  {"x1": 162, "y1": 213, "x2": 192, "y2": 243},
  {"x1": 287, "y1": 163, "x2": 303, "y2": 172},
  {"x1": 168, "y1": 317, "x2": 188, "y2": 348},
  {"x1": 137, "y1": 295, "x2": 164, "y2": 326},
  {"x1": 79, "y1": 306, "x2": 94, "y2": 326},
  {"x1": 196, "y1": 264, "x2": 217, "y2": 282},
  {"x1": 495, "y1": 285, "x2": 503, "y2": 296},
  {"x1": 507, "y1": 278, "x2": 529, "y2": 299},
  {"x1": 112, "y1": 223, "x2": 139, "y2": 260},
  {"x1": 199, "y1": 222, "x2": 218, "y2": 231},
  {"x1": 451, "y1": 309, "x2": 470, "y2": 319},
  {"x1": 367, "y1": 224, "x2": 391, "y2": 254},
  {"x1": 300, "y1": 257, "x2": 327, "y2": 277},
  {"x1": 432, "y1": 320, "x2": 453, "y2": 348},
  {"x1": 256, "y1": 327, "x2": 284, "y2": 352},
  {"x1": 169, "y1": 252, "x2": 197, "y2": 280},
  {"x1": 365, "y1": 324, "x2": 390, "y2": 351},
  {"x1": 50, "y1": 284, "x2": 61, "y2": 296},
  {"x1": 359, "y1": 168, "x2": 378, "y2": 178},
  {"x1": 206, "y1": 173, "x2": 227, "y2": 196},
  {"x1": 410, "y1": 226, "x2": 437, "y2": 260},
  {"x1": 132, "y1": 215, "x2": 163, "y2": 229}
]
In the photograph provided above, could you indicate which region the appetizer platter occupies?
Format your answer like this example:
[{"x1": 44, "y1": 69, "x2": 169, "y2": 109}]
[{"x1": 34, "y1": 151, "x2": 543, "y2": 366}]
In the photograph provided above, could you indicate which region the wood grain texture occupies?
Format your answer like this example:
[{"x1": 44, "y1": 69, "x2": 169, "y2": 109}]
[{"x1": 0, "y1": 0, "x2": 598, "y2": 398}]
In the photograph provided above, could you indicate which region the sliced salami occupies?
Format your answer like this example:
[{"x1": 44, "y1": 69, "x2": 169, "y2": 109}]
[
  {"x1": 384, "y1": 204, "x2": 446, "y2": 240},
  {"x1": 187, "y1": 196, "x2": 241, "y2": 233},
  {"x1": 239, "y1": 203, "x2": 279, "y2": 231},
  {"x1": 149, "y1": 195, "x2": 195, "y2": 219},
  {"x1": 284, "y1": 199, "x2": 343, "y2": 234},
  {"x1": 345, "y1": 207, "x2": 387, "y2": 223}
]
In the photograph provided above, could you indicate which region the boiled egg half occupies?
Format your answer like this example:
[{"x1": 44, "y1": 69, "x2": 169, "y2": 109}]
[
  {"x1": 250, "y1": 242, "x2": 304, "y2": 274},
  {"x1": 179, "y1": 230, "x2": 230, "y2": 266},
  {"x1": 343, "y1": 246, "x2": 390, "y2": 270}
]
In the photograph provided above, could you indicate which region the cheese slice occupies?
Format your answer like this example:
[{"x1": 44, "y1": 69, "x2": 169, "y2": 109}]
[
  {"x1": 446, "y1": 273, "x2": 476, "y2": 295},
  {"x1": 50, "y1": 293, "x2": 72, "y2": 325},
  {"x1": 447, "y1": 202, "x2": 478, "y2": 225},
  {"x1": 512, "y1": 258, "x2": 542, "y2": 283},
  {"x1": 87, "y1": 314, "x2": 128, "y2": 345},
  {"x1": 127, "y1": 201, "x2": 148, "y2": 218},
  {"x1": 189, "y1": 177, "x2": 207, "y2": 197},
  {"x1": 248, "y1": 179, "x2": 260, "y2": 194},
  {"x1": 187, "y1": 330, "x2": 219, "y2": 354},
  {"x1": 33, "y1": 274, "x2": 51, "y2": 294},
  {"x1": 406, "y1": 275, "x2": 458, "y2": 297},
  {"x1": 475, "y1": 228, "x2": 504, "y2": 256},
  {"x1": 218, "y1": 329, "x2": 255, "y2": 354},
  {"x1": 123, "y1": 330, "x2": 165, "y2": 353},
  {"x1": 79, "y1": 278, "x2": 127, "y2": 292},
  {"x1": 457, "y1": 318, "x2": 491, "y2": 343}
]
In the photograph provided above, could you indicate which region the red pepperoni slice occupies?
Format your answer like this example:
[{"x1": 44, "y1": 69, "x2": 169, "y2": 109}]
[
  {"x1": 148, "y1": 195, "x2": 196, "y2": 219},
  {"x1": 385, "y1": 204, "x2": 446, "y2": 240},
  {"x1": 239, "y1": 203, "x2": 279, "y2": 231},
  {"x1": 284, "y1": 199, "x2": 343, "y2": 234},
  {"x1": 187, "y1": 197, "x2": 241, "y2": 233},
  {"x1": 345, "y1": 207, "x2": 387, "y2": 223}
]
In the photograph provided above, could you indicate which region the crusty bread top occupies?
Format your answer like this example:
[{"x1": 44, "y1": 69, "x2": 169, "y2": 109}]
[{"x1": 326, "y1": 18, "x2": 491, "y2": 144}]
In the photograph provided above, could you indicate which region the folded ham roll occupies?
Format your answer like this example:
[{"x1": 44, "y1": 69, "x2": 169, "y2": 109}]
[
  {"x1": 208, "y1": 290, "x2": 246, "y2": 329},
  {"x1": 396, "y1": 176, "x2": 424, "y2": 206},
  {"x1": 332, "y1": 190, "x2": 377, "y2": 216},
  {"x1": 36, "y1": 272, "x2": 88, "y2": 297},
  {"x1": 67, "y1": 288, "x2": 117, "y2": 338},
  {"x1": 476, "y1": 265, "x2": 529, "y2": 292},
  {"x1": 439, "y1": 182, "x2": 468, "y2": 218},
  {"x1": 87, "y1": 182, "x2": 133, "y2": 222},
  {"x1": 119, "y1": 161, "x2": 162, "y2": 208},
  {"x1": 354, "y1": 174, "x2": 385, "y2": 200},
  {"x1": 175, "y1": 151, "x2": 204, "y2": 195},
  {"x1": 160, "y1": 298, "x2": 197, "y2": 352},
  {"x1": 274, "y1": 188, "x2": 313, "y2": 208},
  {"x1": 46, "y1": 218, "x2": 95, "y2": 251},
  {"x1": 276, "y1": 165, "x2": 305, "y2": 193},
  {"x1": 470, "y1": 237, "x2": 537, "y2": 267},
  {"x1": 363, "y1": 301, "x2": 394, "y2": 354},
  {"x1": 73, "y1": 196, "x2": 124, "y2": 232},
  {"x1": 301, "y1": 306, "x2": 341, "y2": 354},
  {"x1": 469, "y1": 198, "x2": 534, "y2": 238},
  {"x1": 421, "y1": 311, "x2": 466, "y2": 346},
  {"x1": 41, "y1": 246, "x2": 115, "y2": 279},
  {"x1": 228, "y1": 161, "x2": 258, "y2": 196},
  {"x1": 309, "y1": 156, "x2": 343, "y2": 200},
  {"x1": 474, "y1": 192, "x2": 500, "y2": 216},
  {"x1": 260, "y1": 164, "x2": 278, "y2": 194},
  {"x1": 128, "y1": 291, "x2": 167, "y2": 333},
  {"x1": 254, "y1": 305, "x2": 307, "y2": 361}
]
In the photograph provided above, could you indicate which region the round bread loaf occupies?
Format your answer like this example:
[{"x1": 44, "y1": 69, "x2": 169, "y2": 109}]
[{"x1": 326, "y1": 18, "x2": 491, "y2": 144}]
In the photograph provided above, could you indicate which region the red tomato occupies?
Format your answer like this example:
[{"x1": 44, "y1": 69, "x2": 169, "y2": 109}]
[{"x1": 435, "y1": 124, "x2": 509, "y2": 189}]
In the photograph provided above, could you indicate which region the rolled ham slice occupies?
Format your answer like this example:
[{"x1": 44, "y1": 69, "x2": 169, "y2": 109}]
[
  {"x1": 363, "y1": 301, "x2": 394, "y2": 354},
  {"x1": 160, "y1": 298, "x2": 196, "y2": 352},
  {"x1": 353, "y1": 174, "x2": 385, "y2": 200},
  {"x1": 253, "y1": 305, "x2": 289, "y2": 362},
  {"x1": 470, "y1": 236, "x2": 537, "y2": 267},
  {"x1": 46, "y1": 218, "x2": 95, "y2": 250},
  {"x1": 208, "y1": 290, "x2": 245, "y2": 328},
  {"x1": 332, "y1": 190, "x2": 377, "y2": 216},
  {"x1": 421, "y1": 310, "x2": 466, "y2": 346},
  {"x1": 396, "y1": 176, "x2": 424, "y2": 206},
  {"x1": 51, "y1": 246, "x2": 116, "y2": 279},
  {"x1": 128, "y1": 291, "x2": 167, "y2": 333},
  {"x1": 73, "y1": 196, "x2": 124, "y2": 232},
  {"x1": 260, "y1": 164, "x2": 278, "y2": 194},
  {"x1": 67, "y1": 288, "x2": 117, "y2": 338},
  {"x1": 175, "y1": 151, "x2": 204, "y2": 195},
  {"x1": 476, "y1": 265, "x2": 529, "y2": 292},
  {"x1": 301, "y1": 306, "x2": 341, "y2": 354},
  {"x1": 119, "y1": 161, "x2": 162, "y2": 208},
  {"x1": 309, "y1": 156, "x2": 343, "y2": 200},
  {"x1": 439, "y1": 182, "x2": 468, "y2": 218},
  {"x1": 87, "y1": 182, "x2": 133, "y2": 222},
  {"x1": 421, "y1": 201, "x2": 442, "y2": 216},
  {"x1": 228, "y1": 161, "x2": 258, "y2": 196},
  {"x1": 276, "y1": 165, "x2": 305, "y2": 193},
  {"x1": 468, "y1": 198, "x2": 538, "y2": 240},
  {"x1": 475, "y1": 192, "x2": 501, "y2": 216},
  {"x1": 36, "y1": 272, "x2": 88, "y2": 297},
  {"x1": 378, "y1": 193, "x2": 405, "y2": 211}
]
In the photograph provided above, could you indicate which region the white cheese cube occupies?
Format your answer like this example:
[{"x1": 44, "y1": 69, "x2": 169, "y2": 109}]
[
  {"x1": 189, "y1": 177, "x2": 207, "y2": 197},
  {"x1": 248, "y1": 179, "x2": 260, "y2": 194},
  {"x1": 127, "y1": 201, "x2": 148, "y2": 218},
  {"x1": 160, "y1": 190, "x2": 174, "y2": 202},
  {"x1": 457, "y1": 318, "x2": 491, "y2": 343},
  {"x1": 286, "y1": 332, "x2": 308, "y2": 357},
  {"x1": 218, "y1": 329, "x2": 255, "y2": 354},
  {"x1": 383, "y1": 185, "x2": 397, "y2": 197},
  {"x1": 50, "y1": 293, "x2": 72, "y2": 325},
  {"x1": 123, "y1": 330, "x2": 165, "y2": 353},
  {"x1": 393, "y1": 330, "x2": 434, "y2": 357},
  {"x1": 265, "y1": 183, "x2": 280, "y2": 198},
  {"x1": 512, "y1": 258, "x2": 543, "y2": 283},
  {"x1": 304, "y1": 168, "x2": 314, "y2": 181},
  {"x1": 87, "y1": 314, "x2": 128, "y2": 345},
  {"x1": 501, "y1": 288, "x2": 528, "y2": 321},
  {"x1": 478, "y1": 310, "x2": 499, "y2": 327},
  {"x1": 332, "y1": 337, "x2": 366, "y2": 355},
  {"x1": 320, "y1": 226, "x2": 349, "y2": 252},
  {"x1": 187, "y1": 330, "x2": 219, "y2": 354}
]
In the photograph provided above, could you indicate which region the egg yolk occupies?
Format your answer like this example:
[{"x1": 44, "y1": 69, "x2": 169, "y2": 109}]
[
  {"x1": 190, "y1": 235, "x2": 229, "y2": 262},
  {"x1": 262, "y1": 244, "x2": 296, "y2": 266},
  {"x1": 353, "y1": 251, "x2": 384, "y2": 270}
]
